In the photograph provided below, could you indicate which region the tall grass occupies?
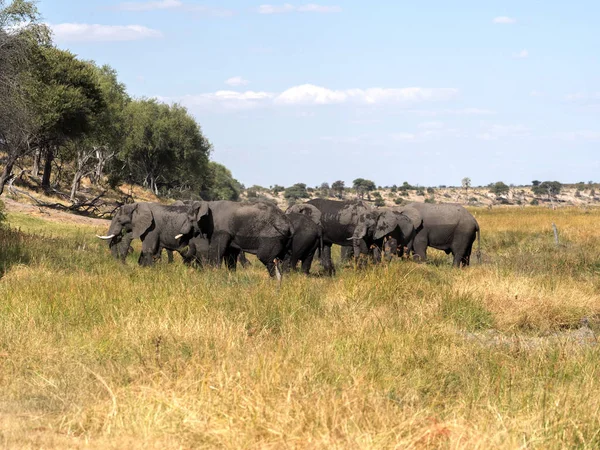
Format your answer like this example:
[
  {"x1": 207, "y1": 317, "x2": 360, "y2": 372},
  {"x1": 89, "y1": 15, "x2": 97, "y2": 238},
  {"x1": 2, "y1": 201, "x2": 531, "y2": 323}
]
[{"x1": 1, "y1": 207, "x2": 600, "y2": 448}]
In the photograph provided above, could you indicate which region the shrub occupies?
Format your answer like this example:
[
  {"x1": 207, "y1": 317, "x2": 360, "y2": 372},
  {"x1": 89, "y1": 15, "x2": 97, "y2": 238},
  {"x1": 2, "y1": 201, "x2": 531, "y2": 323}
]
[
  {"x1": 247, "y1": 189, "x2": 258, "y2": 198},
  {"x1": 530, "y1": 198, "x2": 539, "y2": 206},
  {"x1": 374, "y1": 198, "x2": 385, "y2": 207},
  {"x1": 424, "y1": 196, "x2": 435, "y2": 204},
  {"x1": 426, "y1": 187, "x2": 435, "y2": 194},
  {"x1": 393, "y1": 197, "x2": 404, "y2": 205}
]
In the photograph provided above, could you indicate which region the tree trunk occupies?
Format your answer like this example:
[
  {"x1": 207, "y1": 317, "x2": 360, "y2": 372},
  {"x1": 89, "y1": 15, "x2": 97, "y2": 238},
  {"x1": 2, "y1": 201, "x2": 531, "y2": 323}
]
[
  {"x1": 70, "y1": 170, "x2": 82, "y2": 202},
  {"x1": 32, "y1": 148, "x2": 41, "y2": 176},
  {"x1": 41, "y1": 147, "x2": 54, "y2": 190},
  {"x1": 0, "y1": 154, "x2": 16, "y2": 196}
]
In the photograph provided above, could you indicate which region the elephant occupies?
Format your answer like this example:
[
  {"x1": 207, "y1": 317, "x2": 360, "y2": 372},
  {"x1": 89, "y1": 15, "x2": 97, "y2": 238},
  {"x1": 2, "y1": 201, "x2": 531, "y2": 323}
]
[
  {"x1": 183, "y1": 235, "x2": 252, "y2": 269},
  {"x1": 179, "y1": 200, "x2": 293, "y2": 277},
  {"x1": 399, "y1": 202, "x2": 481, "y2": 267},
  {"x1": 304, "y1": 199, "x2": 418, "y2": 275},
  {"x1": 96, "y1": 202, "x2": 196, "y2": 266},
  {"x1": 283, "y1": 211, "x2": 323, "y2": 274}
]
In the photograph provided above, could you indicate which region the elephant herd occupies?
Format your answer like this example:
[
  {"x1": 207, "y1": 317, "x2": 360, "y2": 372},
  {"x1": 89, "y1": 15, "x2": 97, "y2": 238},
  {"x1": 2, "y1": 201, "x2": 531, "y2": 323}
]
[{"x1": 96, "y1": 198, "x2": 481, "y2": 277}]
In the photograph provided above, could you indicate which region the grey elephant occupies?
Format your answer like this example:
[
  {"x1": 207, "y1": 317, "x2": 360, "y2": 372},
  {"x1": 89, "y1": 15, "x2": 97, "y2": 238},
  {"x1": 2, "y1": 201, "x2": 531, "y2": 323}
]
[
  {"x1": 96, "y1": 202, "x2": 195, "y2": 266},
  {"x1": 399, "y1": 202, "x2": 481, "y2": 266},
  {"x1": 283, "y1": 208, "x2": 323, "y2": 275},
  {"x1": 303, "y1": 199, "x2": 418, "y2": 275},
  {"x1": 178, "y1": 200, "x2": 293, "y2": 277}
]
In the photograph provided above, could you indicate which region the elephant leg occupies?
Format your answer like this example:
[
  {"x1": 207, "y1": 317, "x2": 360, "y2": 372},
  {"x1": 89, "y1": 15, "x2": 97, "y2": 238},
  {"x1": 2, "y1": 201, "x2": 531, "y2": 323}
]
[
  {"x1": 139, "y1": 237, "x2": 159, "y2": 267},
  {"x1": 321, "y1": 244, "x2": 335, "y2": 276},
  {"x1": 167, "y1": 249, "x2": 174, "y2": 263},
  {"x1": 412, "y1": 236, "x2": 428, "y2": 263},
  {"x1": 371, "y1": 245, "x2": 382, "y2": 264},
  {"x1": 223, "y1": 248, "x2": 239, "y2": 271},
  {"x1": 208, "y1": 233, "x2": 231, "y2": 268},
  {"x1": 453, "y1": 240, "x2": 474, "y2": 268},
  {"x1": 257, "y1": 242, "x2": 286, "y2": 278},
  {"x1": 300, "y1": 250, "x2": 315, "y2": 275}
]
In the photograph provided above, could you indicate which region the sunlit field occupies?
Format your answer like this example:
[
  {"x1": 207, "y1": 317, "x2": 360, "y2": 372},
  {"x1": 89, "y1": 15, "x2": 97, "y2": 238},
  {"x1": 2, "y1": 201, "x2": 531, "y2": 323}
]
[{"x1": 2, "y1": 207, "x2": 600, "y2": 449}]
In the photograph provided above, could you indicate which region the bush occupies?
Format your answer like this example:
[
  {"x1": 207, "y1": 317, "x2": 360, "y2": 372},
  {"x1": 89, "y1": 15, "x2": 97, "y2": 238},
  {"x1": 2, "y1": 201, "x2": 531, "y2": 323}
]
[
  {"x1": 393, "y1": 197, "x2": 404, "y2": 205},
  {"x1": 530, "y1": 198, "x2": 539, "y2": 206},
  {"x1": 426, "y1": 187, "x2": 435, "y2": 194},
  {"x1": 424, "y1": 196, "x2": 435, "y2": 204},
  {"x1": 247, "y1": 189, "x2": 258, "y2": 198},
  {"x1": 107, "y1": 172, "x2": 123, "y2": 190},
  {"x1": 374, "y1": 198, "x2": 385, "y2": 207}
]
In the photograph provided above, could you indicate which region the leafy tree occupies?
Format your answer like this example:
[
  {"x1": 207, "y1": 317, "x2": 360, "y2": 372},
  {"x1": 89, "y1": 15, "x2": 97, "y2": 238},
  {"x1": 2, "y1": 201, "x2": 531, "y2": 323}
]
[
  {"x1": 284, "y1": 183, "x2": 309, "y2": 203},
  {"x1": 318, "y1": 182, "x2": 330, "y2": 197},
  {"x1": 489, "y1": 181, "x2": 510, "y2": 196},
  {"x1": 271, "y1": 184, "x2": 284, "y2": 195},
  {"x1": 118, "y1": 99, "x2": 211, "y2": 196},
  {"x1": 532, "y1": 180, "x2": 541, "y2": 187},
  {"x1": 353, "y1": 178, "x2": 376, "y2": 199},
  {"x1": 461, "y1": 177, "x2": 471, "y2": 194},
  {"x1": 24, "y1": 46, "x2": 105, "y2": 189},
  {"x1": 204, "y1": 162, "x2": 241, "y2": 201},
  {"x1": 0, "y1": 0, "x2": 50, "y2": 194},
  {"x1": 69, "y1": 63, "x2": 129, "y2": 200},
  {"x1": 331, "y1": 180, "x2": 345, "y2": 198},
  {"x1": 532, "y1": 181, "x2": 562, "y2": 199}
]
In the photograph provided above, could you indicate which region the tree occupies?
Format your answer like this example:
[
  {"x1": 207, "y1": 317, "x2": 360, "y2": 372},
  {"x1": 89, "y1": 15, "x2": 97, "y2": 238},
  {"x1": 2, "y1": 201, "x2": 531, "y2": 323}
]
[
  {"x1": 331, "y1": 180, "x2": 345, "y2": 198},
  {"x1": 532, "y1": 181, "x2": 562, "y2": 199},
  {"x1": 489, "y1": 181, "x2": 509, "y2": 196},
  {"x1": 353, "y1": 178, "x2": 376, "y2": 200},
  {"x1": 318, "y1": 182, "x2": 330, "y2": 197},
  {"x1": 204, "y1": 162, "x2": 241, "y2": 201},
  {"x1": 24, "y1": 45, "x2": 105, "y2": 189},
  {"x1": 284, "y1": 183, "x2": 309, "y2": 203},
  {"x1": 0, "y1": 0, "x2": 50, "y2": 194},
  {"x1": 118, "y1": 99, "x2": 212, "y2": 196},
  {"x1": 461, "y1": 177, "x2": 471, "y2": 195},
  {"x1": 69, "y1": 63, "x2": 129, "y2": 200},
  {"x1": 532, "y1": 180, "x2": 541, "y2": 187},
  {"x1": 271, "y1": 184, "x2": 284, "y2": 195}
]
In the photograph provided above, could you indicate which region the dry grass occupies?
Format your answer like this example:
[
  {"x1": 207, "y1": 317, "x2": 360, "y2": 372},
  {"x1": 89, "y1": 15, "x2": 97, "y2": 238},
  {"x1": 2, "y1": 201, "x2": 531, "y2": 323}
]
[{"x1": 1, "y1": 206, "x2": 600, "y2": 448}]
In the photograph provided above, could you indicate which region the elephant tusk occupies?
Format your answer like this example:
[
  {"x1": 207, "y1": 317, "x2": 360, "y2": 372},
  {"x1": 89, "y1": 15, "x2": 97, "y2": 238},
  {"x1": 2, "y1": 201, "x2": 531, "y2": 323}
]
[
  {"x1": 96, "y1": 234, "x2": 115, "y2": 240},
  {"x1": 175, "y1": 234, "x2": 184, "y2": 240}
]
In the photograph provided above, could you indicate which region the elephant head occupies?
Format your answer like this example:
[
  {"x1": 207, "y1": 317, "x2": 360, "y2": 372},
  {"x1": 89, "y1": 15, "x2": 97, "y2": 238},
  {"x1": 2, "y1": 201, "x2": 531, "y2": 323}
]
[
  {"x1": 285, "y1": 203, "x2": 322, "y2": 227},
  {"x1": 350, "y1": 209, "x2": 416, "y2": 258},
  {"x1": 97, "y1": 203, "x2": 155, "y2": 241},
  {"x1": 175, "y1": 200, "x2": 210, "y2": 239}
]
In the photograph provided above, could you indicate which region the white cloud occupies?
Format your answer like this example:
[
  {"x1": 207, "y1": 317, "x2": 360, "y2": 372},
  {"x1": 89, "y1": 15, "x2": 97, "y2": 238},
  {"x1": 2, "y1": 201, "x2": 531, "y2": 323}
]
[
  {"x1": 258, "y1": 3, "x2": 341, "y2": 14},
  {"x1": 225, "y1": 76, "x2": 250, "y2": 87},
  {"x1": 493, "y1": 16, "x2": 517, "y2": 24},
  {"x1": 274, "y1": 84, "x2": 458, "y2": 105},
  {"x1": 476, "y1": 124, "x2": 531, "y2": 140},
  {"x1": 118, "y1": 0, "x2": 181, "y2": 11},
  {"x1": 555, "y1": 130, "x2": 600, "y2": 141},
  {"x1": 50, "y1": 23, "x2": 162, "y2": 42},
  {"x1": 530, "y1": 90, "x2": 545, "y2": 97},
  {"x1": 170, "y1": 84, "x2": 459, "y2": 112},
  {"x1": 117, "y1": 0, "x2": 234, "y2": 16},
  {"x1": 180, "y1": 90, "x2": 276, "y2": 111},
  {"x1": 514, "y1": 49, "x2": 529, "y2": 59},
  {"x1": 409, "y1": 108, "x2": 495, "y2": 117},
  {"x1": 565, "y1": 92, "x2": 600, "y2": 106}
]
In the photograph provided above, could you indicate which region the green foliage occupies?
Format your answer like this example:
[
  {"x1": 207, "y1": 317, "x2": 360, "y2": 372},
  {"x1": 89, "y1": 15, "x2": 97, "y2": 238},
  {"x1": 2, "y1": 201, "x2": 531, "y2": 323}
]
[
  {"x1": 0, "y1": 199, "x2": 5, "y2": 223},
  {"x1": 532, "y1": 181, "x2": 562, "y2": 198},
  {"x1": 118, "y1": 99, "x2": 212, "y2": 195},
  {"x1": 271, "y1": 184, "x2": 285, "y2": 195},
  {"x1": 427, "y1": 187, "x2": 435, "y2": 194},
  {"x1": 424, "y1": 196, "x2": 435, "y2": 204},
  {"x1": 489, "y1": 181, "x2": 510, "y2": 196},
  {"x1": 530, "y1": 198, "x2": 540, "y2": 206},
  {"x1": 374, "y1": 197, "x2": 385, "y2": 207},
  {"x1": 204, "y1": 162, "x2": 241, "y2": 201},
  {"x1": 352, "y1": 178, "x2": 376, "y2": 199},
  {"x1": 284, "y1": 183, "x2": 309, "y2": 202},
  {"x1": 331, "y1": 180, "x2": 345, "y2": 198},
  {"x1": 393, "y1": 197, "x2": 404, "y2": 205},
  {"x1": 532, "y1": 180, "x2": 541, "y2": 186}
]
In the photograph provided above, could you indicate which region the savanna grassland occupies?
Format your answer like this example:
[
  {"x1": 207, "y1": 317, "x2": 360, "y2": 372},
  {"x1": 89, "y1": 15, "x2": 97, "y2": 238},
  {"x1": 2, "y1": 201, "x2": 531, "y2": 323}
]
[{"x1": 2, "y1": 207, "x2": 600, "y2": 449}]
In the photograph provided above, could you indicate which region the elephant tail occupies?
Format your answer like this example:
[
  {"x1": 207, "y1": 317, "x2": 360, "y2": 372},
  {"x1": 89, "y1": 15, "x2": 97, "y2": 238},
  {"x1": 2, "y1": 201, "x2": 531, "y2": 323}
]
[{"x1": 475, "y1": 224, "x2": 481, "y2": 264}]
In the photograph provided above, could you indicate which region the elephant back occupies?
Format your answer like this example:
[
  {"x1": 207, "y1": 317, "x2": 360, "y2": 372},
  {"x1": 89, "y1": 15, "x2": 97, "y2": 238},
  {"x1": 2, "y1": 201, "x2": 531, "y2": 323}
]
[{"x1": 286, "y1": 203, "x2": 322, "y2": 226}]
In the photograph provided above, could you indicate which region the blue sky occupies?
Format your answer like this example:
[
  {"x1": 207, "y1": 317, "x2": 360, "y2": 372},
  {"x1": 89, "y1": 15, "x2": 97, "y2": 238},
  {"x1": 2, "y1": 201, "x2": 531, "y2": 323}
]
[{"x1": 41, "y1": 0, "x2": 600, "y2": 188}]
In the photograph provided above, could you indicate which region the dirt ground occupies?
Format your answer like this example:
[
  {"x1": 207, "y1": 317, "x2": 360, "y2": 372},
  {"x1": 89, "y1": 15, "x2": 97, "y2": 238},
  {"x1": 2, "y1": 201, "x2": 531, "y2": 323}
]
[{"x1": 3, "y1": 197, "x2": 110, "y2": 227}]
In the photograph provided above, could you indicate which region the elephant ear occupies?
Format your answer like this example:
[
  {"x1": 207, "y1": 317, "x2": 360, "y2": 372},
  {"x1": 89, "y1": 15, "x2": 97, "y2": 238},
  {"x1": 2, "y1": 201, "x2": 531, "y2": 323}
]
[
  {"x1": 374, "y1": 210, "x2": 402, "y2": 241},
  {"x1": 351, "y1": 212, "x2": 372, "y2": 240},
  {"x1": 193, "y1": 201, "x2": 210, "y2": 221},
  {"x1": 399, "y1": 206, "x2": 423, "y2": 230},
  {"x1": 302, "y1": 204, "x2": 322, "y2": 226},
  {"x1": 132, "y1": 203, "x2": 153, "y2": 239}
]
